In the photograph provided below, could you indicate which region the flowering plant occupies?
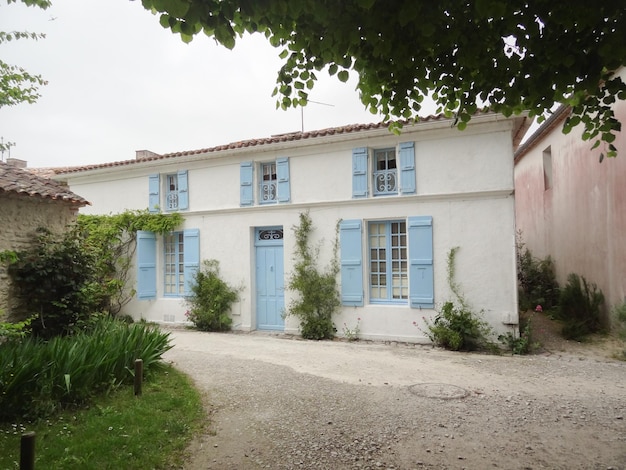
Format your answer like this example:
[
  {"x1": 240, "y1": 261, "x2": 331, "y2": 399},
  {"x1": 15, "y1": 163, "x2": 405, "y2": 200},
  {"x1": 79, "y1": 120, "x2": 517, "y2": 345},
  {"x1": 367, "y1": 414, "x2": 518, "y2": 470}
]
[{"x1": 342, "y1": 318, "x2": 361, "y2": 341}]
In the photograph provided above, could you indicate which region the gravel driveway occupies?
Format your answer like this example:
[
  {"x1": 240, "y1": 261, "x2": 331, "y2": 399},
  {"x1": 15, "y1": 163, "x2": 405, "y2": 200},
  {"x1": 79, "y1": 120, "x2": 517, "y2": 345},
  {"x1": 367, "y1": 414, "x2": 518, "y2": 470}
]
[{"x1": 163, "y1": 329, "x2": 626, "y2": 470}]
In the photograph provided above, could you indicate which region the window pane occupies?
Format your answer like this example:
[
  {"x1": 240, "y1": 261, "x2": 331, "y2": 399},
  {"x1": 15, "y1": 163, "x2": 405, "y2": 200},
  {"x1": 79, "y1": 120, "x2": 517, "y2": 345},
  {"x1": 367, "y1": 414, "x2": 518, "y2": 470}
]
[
  {"x1": 164, "y1": 231, "x2": 185, "y2": 296},
  {"x1": 368, "y1": 220, "x2": 407, "y2": 302}
]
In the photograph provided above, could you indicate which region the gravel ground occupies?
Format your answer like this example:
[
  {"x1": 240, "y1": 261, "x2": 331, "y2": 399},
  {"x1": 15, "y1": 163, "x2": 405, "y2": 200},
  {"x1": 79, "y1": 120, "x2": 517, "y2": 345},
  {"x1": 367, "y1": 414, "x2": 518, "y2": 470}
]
[{"x1": 163, "y1": 328, "x2": 626, "y2": 470}]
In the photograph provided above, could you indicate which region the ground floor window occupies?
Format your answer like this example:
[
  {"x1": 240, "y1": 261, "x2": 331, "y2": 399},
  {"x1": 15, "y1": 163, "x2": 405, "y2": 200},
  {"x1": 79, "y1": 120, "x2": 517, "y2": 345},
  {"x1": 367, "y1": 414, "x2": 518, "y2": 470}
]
[
  {"x1": 369, "y1": 220, "x2": 408, "y2": 302},
  {"x1": 339, "y1": 216, "x2": 433, "y2": 309},
  {"x1": 164, "y1": 231, "x2": 185, "y2": 296}
]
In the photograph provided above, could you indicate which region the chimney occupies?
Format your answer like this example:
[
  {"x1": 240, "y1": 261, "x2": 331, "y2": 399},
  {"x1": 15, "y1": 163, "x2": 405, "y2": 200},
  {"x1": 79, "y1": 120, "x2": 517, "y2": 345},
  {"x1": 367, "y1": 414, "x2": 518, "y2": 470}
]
[
  {"x1": 135, "y1": 150, "x2": 161, "y2": 160},
  {"x1": 6, "y1": 158, "x2": 27, "y2": 169}
]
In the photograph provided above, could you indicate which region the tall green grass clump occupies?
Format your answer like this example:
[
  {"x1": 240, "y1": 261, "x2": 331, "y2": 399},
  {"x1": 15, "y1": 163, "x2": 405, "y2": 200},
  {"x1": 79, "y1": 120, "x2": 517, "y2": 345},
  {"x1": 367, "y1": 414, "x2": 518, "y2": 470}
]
[{"x1": 0, "y1": 317, "x2": 172, "y2": 421}]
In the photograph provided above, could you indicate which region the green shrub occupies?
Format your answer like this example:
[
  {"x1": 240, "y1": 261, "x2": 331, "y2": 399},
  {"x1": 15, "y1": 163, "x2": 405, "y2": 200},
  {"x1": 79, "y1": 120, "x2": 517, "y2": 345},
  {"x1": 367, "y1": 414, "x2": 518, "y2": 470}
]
[
  {"x1": 422, "y1": 247, "x2": 493, "y2": 351},
  {"x1": 0, "y1": 317, "x2": 172, "y2": 421},
  {"x1": 498, "y1": 315, "x2": 533, "y2": 355},
  {"x1": 516, "y1": 235, "x2": 560, "y2": 311},
  {"x1": 558, "y1": 273, "x2": 605, "y2": 340},
  {"x1": 9, "y1": 227, "x2": 104, "y2": 338},
  {"x1": 186, "y1": 260, "x2": 238, "y2": 331},
  {"x1": 286, "y1": 212, "x2": 340, "y2": 340},
  {"x1": 0, "y1": 315, "x2": 33, "y2": 342},
  {"x1": 424, "y1": 301, "x2": 493, "y2": 351}
]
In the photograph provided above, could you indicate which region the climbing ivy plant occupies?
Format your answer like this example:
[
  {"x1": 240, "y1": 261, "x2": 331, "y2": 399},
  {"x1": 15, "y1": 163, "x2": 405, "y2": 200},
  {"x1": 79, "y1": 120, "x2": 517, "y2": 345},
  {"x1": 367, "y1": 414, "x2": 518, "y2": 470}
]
[
  {"x1": 8, "y1": 210, "x2": 182, "y2": 338},
  {"x1": 286, "y1": 212, "x2": 340, "y2": 340},
  {"x1": 77, "y1": 210, "x2": 183, "y2": 315}
]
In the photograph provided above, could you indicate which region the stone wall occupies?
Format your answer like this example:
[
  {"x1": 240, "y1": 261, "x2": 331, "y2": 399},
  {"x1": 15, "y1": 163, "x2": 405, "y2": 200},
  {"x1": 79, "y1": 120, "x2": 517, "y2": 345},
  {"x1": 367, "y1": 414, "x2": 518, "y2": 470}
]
[{"x1": 0, "y1": 194, "x2": 79, "y2": 320}]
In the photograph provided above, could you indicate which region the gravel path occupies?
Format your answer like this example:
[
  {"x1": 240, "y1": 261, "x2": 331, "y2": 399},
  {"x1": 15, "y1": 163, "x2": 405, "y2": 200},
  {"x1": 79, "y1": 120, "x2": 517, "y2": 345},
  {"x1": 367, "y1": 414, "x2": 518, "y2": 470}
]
[{"x1": 163, "y1": 330, "x2": 626, "y2": 470}]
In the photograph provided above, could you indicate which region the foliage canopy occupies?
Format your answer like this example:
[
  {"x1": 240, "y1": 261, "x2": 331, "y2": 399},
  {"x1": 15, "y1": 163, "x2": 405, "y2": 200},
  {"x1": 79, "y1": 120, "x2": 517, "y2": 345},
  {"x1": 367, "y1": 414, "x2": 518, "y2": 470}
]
[
  {"x1": 1, "y1": 0, "x2": 51, "y2": 108},
  {"x1": 140, "y1": 0, "x2": 626, "y2": 157}
]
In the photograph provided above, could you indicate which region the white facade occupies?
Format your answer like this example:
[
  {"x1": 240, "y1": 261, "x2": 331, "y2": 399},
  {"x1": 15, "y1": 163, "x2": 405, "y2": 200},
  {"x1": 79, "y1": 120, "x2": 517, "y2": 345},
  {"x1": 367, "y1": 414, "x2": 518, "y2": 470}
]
[{"x1": 59, "y1": 114, "x2": 526, "y2": 342}]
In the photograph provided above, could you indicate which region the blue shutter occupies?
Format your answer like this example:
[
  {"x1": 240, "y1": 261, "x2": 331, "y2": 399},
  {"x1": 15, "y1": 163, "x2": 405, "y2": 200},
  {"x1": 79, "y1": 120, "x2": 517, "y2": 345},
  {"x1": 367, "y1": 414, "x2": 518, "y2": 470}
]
[
  {"x1": 148, "y1": 174, "x2": 160, "y2": 213},
  {"x1": 408, "y1": 216, "x2": 434, "y2": 308},
  {"x1": 352, "y1": 147, "x2": 368, "y2": 198},
  {"x1": 137, "y1": 230, "x2": 157, "y2": 300},
  {"x1": 177, "y1": 170, "x2": 189, "y2": 210},
  {"x1": 340, "y1": 219, "x2": 364, "y2": 306},
  {"x1": 183, "y1": 229, "x2": 200, "y2": 295},
  {"x1": 276, "y1": 157, "x2": 290, "y2": 202},
  {"x1": 240, "y1": 161, "x2": 254, "y2": 206},
  {"x1": 399, "y1": 142, "x2": 416, "y2": 195}
]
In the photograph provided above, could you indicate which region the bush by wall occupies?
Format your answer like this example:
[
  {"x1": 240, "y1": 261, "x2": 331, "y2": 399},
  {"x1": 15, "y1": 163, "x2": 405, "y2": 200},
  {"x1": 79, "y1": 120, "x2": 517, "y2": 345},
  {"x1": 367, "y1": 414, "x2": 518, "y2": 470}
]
[
  {"x1": 185, "y1": 260, "x2": 238, "y2": 331},
  {"x1": 516, "y1": 233, "x2": 560, "y2": 311},
  {"x1": 286, "y1": 212, "x2": 340, "y2": 340},
  {"x1": 558, "y1": 273, "x2": 605, "y2": 340}
]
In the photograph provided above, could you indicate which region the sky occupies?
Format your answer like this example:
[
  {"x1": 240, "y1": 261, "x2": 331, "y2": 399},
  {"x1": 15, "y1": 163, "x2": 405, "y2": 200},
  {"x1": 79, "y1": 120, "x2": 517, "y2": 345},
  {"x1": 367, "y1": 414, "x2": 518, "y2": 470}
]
[{"x1": 1, "y1": 0, "x2": 433, "y2": 168}]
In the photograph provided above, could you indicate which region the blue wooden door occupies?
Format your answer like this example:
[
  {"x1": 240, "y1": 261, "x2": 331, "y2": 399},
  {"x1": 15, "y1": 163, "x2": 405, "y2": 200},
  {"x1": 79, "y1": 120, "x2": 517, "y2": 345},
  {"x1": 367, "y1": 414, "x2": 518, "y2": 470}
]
[{"x1": 255, "y1": 227, "x2": 285, "y2": 330}]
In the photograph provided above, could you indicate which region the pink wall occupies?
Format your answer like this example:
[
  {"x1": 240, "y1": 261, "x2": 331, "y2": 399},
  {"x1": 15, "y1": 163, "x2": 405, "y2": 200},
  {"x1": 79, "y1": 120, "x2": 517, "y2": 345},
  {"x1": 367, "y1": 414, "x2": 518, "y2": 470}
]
[{"x1": 515, "y1": 101, "x2": 626, "y2": 315}]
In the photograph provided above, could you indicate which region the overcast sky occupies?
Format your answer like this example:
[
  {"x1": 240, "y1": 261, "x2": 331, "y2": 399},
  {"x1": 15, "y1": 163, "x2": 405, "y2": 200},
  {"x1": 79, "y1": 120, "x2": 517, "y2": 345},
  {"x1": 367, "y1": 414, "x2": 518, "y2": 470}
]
[{"x1": 1, "y1": 0, "x2": 430, "y2": 168}]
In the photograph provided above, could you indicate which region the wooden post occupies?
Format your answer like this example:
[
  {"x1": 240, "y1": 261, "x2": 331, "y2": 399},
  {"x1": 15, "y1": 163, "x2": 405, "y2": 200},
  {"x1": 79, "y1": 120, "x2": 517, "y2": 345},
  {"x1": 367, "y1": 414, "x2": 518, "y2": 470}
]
[
  {"x1": 134, "y1": 359, "x2": 143, "y2": 396},
  {"x1": 20, "y1": 431, "x2": 35, "y2": 470}
]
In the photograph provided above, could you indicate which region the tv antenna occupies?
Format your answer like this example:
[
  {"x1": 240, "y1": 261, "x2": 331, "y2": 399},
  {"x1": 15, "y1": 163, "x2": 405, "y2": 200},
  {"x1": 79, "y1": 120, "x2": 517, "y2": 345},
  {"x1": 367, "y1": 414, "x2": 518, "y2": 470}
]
[{"x1": 300, "y1": 100, "x2": 335, "y2": 132}]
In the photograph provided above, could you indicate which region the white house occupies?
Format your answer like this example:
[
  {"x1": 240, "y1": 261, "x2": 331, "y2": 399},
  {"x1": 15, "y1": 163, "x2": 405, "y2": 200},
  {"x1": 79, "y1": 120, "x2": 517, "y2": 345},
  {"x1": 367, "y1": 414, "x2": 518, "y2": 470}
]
[{"x1": 55, "y1": 112, "x2": 528, "y2": 342}]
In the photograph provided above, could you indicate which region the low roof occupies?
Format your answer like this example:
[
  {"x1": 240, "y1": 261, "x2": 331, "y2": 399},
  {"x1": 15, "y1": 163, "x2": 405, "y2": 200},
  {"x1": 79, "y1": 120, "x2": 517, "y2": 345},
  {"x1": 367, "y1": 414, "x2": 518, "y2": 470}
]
[
  {"x1": 0, "y1": 161, "x2": 89, "y2": 205},
  {"x1": 514, "y1": 105, "x2": 570, "y2": 163}
]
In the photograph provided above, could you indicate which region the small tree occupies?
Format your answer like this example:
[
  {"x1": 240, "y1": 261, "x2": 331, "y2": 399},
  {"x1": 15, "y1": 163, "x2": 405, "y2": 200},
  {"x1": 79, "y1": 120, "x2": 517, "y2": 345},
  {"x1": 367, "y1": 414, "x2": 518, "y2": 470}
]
[
  {"x1": 286, "y1": 212, "x2": 340, "y2": 340},
  {"x1": 9, "y1": 227, "x2": 102, "y2": 338},
  {"x1": 186, "y1": 260, "x2": 238, "y2": 332}
]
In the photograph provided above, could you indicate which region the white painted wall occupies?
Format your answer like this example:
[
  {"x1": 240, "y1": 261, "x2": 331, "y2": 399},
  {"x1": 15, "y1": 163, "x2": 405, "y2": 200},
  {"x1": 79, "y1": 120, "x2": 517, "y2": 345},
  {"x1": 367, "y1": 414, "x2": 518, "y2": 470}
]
[{"x1": 61, "y1": 114, "x2": 522, "y2": 342}]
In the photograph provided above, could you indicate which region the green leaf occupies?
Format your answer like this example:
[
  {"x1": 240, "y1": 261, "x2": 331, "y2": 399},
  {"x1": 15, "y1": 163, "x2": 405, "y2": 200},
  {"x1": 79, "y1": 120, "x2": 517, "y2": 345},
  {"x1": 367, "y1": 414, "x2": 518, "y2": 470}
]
[{"x1": 337, "y1": 70, "x2": 349, "y2": 82}]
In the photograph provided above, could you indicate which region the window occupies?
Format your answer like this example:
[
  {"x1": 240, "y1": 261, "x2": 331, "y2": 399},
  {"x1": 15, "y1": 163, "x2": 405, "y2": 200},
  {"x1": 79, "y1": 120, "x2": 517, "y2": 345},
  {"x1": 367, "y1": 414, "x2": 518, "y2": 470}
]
[
  {"x1": 369, "y1": 221, "x2": 408, "y2": 301},
  {"x1": 240, "y1": 158, "x2": 290, "y2": 206},
  {"x1": 339, "y1": 216, "x2": 433, "y2": 308},
  {"x1": 542, "y1": 146, "x2": 553, "y2": 190},
  {"x1": 352, "y1": 142, "x2": 416, "y2": 198},
  {"x1": 136, "y1": 229, "x2": 199, "y2": 300},
  {"x1": 373, "y1": 149, "x2": 398, "y2": 196},
  {"x1": 260, "y1": 162, "x2": 277, "y2": 203},
  {"x1": 148, "y1": 170, "x2": 189, "y2": 212},
  {"x1": 164, "y1": 232, "x2": 185, "y2": 296},
  {"x1": 166, "y1": 174, "x2": 179, "y2": 210}
]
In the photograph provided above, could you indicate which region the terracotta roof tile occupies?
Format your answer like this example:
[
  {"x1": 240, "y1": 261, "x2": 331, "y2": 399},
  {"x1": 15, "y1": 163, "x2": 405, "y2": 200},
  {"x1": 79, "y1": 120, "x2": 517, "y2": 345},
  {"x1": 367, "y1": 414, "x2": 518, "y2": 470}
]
[
  {"x1": 51, "y1": 120, "x2": 430, "y2": 174},
  {"x1": 0, "y1": 161, "x2": 89, "y2": 205},
  {"x1": 48, "y1": 113, "x2": 510, "y2": 175}
]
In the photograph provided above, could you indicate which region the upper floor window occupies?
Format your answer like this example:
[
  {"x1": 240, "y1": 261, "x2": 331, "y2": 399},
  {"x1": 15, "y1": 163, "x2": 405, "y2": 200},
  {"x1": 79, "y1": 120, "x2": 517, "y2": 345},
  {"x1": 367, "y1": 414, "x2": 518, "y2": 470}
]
[
  {"x1": 260, "y1": 162, "x2": 278, "y2": 203},
  {"x1": 352, "y1": 142, "x2": 416, "y2": 198},
  {"x1": 148, "y1": 170, "x2": 189, "y2": 213},
  {"x1": 373, "y1": 148, "x2": 398, "y2": 196},
  {"x1": 166, "y1": 174, "x2": 179, "y2": 210},
  {"x1": 240, "y1": 158, "x2": 290, "y2": 206}
]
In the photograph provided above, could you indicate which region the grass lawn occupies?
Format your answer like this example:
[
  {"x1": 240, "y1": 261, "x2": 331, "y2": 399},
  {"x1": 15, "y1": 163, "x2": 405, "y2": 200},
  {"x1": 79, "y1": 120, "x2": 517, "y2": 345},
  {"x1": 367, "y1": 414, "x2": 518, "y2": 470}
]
[{"x1": 0, "y1": 365, "x2": 205, "y2": 469}]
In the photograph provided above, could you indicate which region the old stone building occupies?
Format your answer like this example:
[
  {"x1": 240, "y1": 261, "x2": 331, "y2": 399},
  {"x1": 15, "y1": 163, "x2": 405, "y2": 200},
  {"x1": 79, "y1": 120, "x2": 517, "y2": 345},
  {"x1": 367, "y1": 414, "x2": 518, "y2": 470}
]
[{"x1": 0, "y1": 159, "x2": 88, "y2": 319}]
